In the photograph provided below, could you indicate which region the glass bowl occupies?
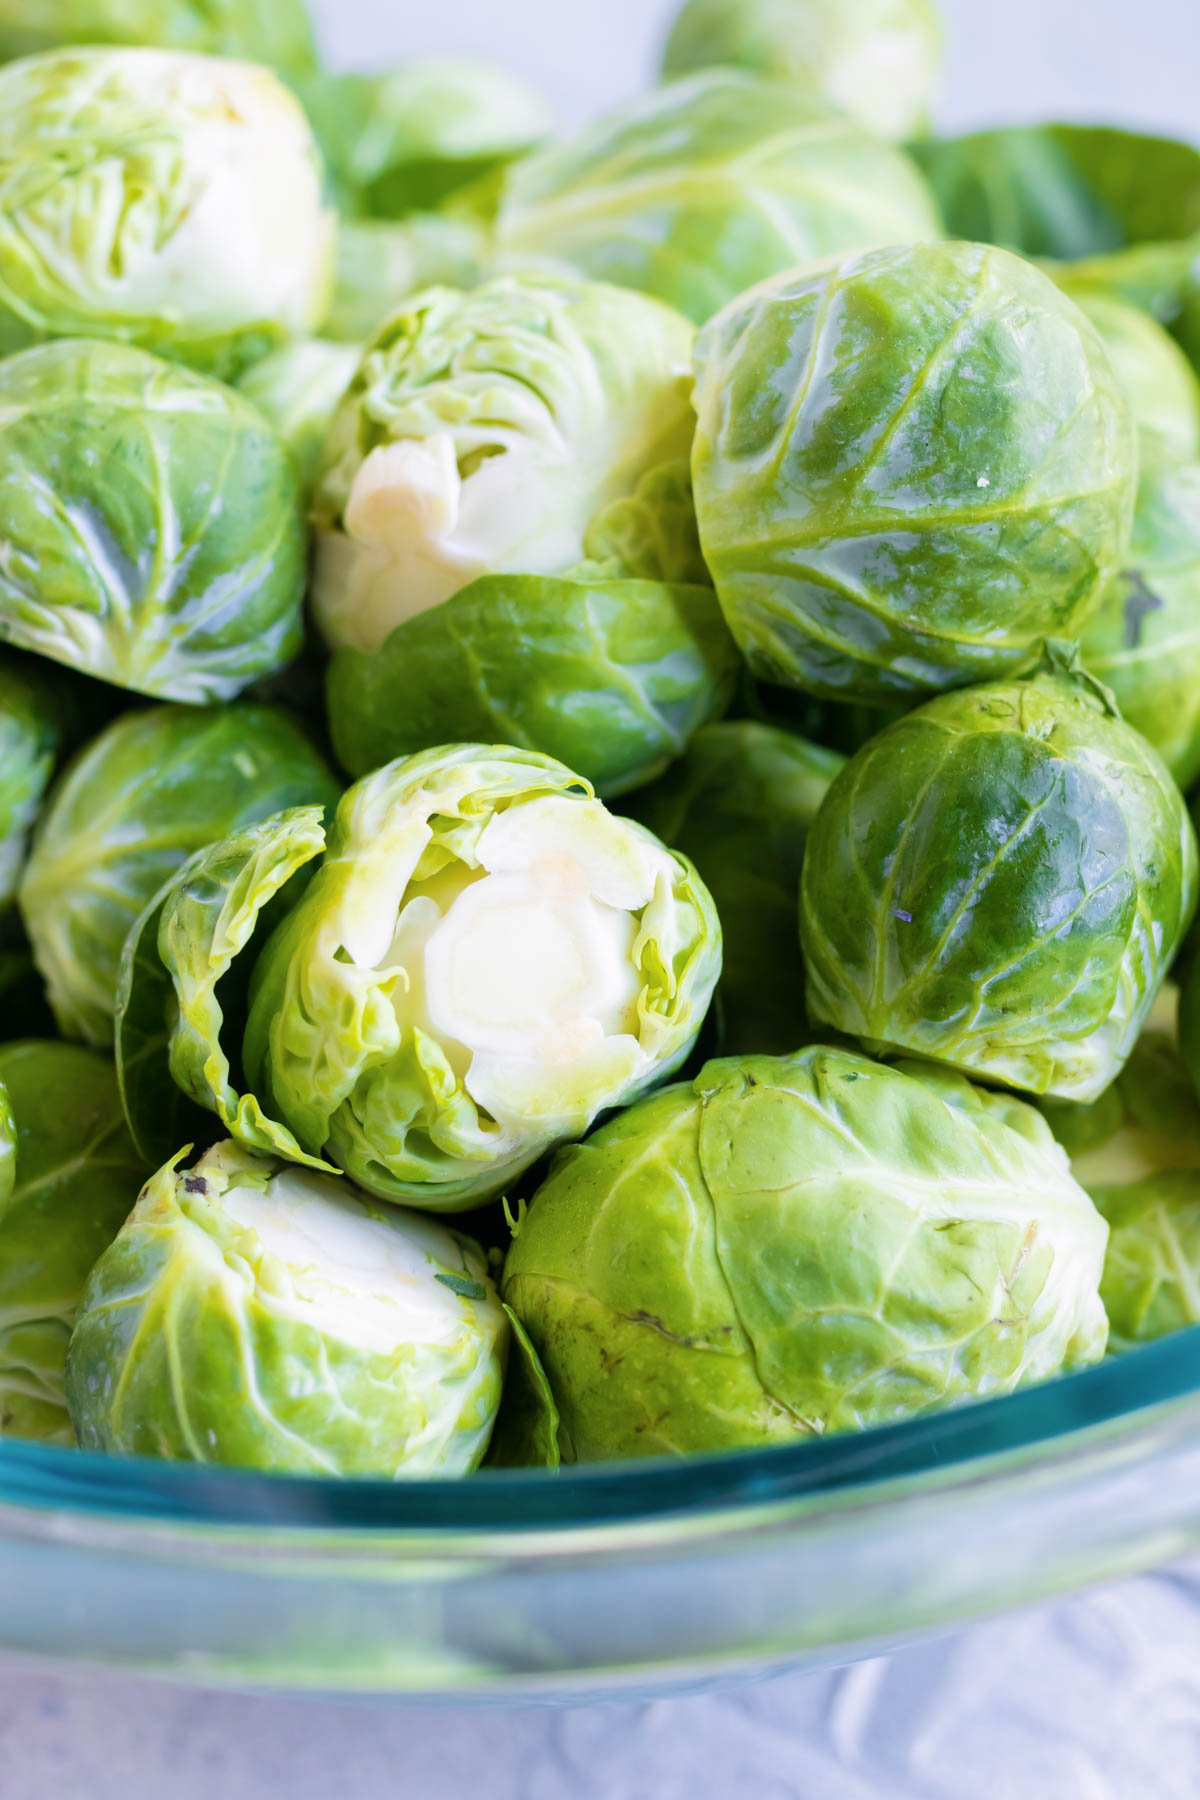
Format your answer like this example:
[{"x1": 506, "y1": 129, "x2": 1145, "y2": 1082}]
[{"x1": 3, "y1": 1329, "x2": 1200, "y2": 1699}]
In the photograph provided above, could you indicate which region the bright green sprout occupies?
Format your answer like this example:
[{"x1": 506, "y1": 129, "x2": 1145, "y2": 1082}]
[
  {"x1": 503, "y1": 1046, "x2": 1108, "y2": 1462},
  {"x1": 691, "y1": 241, "x2": 1138, "y2": 702},
  {"x1": 67, "y1": 1140, "x2": 507, "y2": 1476},
  {"x1": 19, "y1": 703, "x2": 339, "y2": 1047},
  {"x1": 800, "y1": 656, "x2": 1198, "y2": 1102}
]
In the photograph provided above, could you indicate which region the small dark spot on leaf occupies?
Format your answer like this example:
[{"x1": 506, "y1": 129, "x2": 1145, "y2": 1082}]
[
  {"x1": 628, "y1": 1310, "x2": 700, "y2": 1346},
  {"x1": 184, "y1": 1177, "x2": 207, "y2": 1195},
  {"x1": 436, "y1": 1272, "x2": 486, "y2": 1301},
  {"x1": 1122, "y1": 571, "x2": 1165, "y2": 648}
]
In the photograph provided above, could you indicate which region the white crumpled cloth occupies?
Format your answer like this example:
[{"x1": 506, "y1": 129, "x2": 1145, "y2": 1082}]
[{"x1": 2, "y1": 1562, "x2": 1200, "y2": 1800}]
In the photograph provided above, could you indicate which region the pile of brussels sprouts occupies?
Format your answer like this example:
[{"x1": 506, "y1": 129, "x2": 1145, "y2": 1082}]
[{"x1": 0, "y1": 0, "x2": 1199, "y2": 1482}]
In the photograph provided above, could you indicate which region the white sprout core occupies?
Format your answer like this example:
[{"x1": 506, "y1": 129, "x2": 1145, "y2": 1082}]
[
  {"x1": 87, "y1": 55, "x2": 333, "y2": 336},
  {"x1": 220, "y1": 1163, "x2": 475, "y2": 1354},
  {"x1": 316, "y1": 429, "x2": 589, "y2": 652},
  {"x1": 388, "y1": 794, "x2": 673, "y2": 1130}
]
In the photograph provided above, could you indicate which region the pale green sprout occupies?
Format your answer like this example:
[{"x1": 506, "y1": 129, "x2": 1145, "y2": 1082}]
[
  {"x1": 0, "y1": 48, "x2": 335, "y2": 375},
  {"x1": 0, "y1": 1041, "x2": 147, "y2": 1445},
  {"x1": 19, "y1": 703, "x2": 338, "y2": 1047},
  {"x1": 494, "y1": 72, "x2": 942, "y2": 328},
  {"x1": 1064, "y1": 287, "x2": 1200, "y2": 460},
  {"x1": 67, "y1": 1141, "x2": 507, "y2": 1476},
  {"x1": 1078, "y1": 451, "x2": 1200, "y2": 790},
  {"x1": 311, "y1": 276, "x2": 696, "y2": 652},
  {"x1": 0, "y1": 340, "x2": 308, "y2": 702},
  {"x1": 116, "y1": 746, "x2": 722, "y2": 1212},
  {"x1": 504, "y1": 1047, "x2": 1108, "y2": 1462},
  {"x1": 1044, "y1": 998, "x2": 1200, "y2": 1350},
  {"x1": 661, "y1": 0, "x2": 943, "y2": 142}
]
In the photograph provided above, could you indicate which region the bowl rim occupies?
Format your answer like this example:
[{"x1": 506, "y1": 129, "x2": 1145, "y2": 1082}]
[{"x1": 7, "y1": 1323, "x2": 1200, "y2": 1536}]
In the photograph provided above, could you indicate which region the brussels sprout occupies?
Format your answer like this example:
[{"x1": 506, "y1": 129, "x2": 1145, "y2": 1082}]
[
  {"x1": 1079, "y1": 454, "x2": 1200, "y2": 790},
  {"x1": 0, "y1": 339, "x2": 308, "y2": 702},
  {"x1": 303, "y1": 60, "x2": 550, "y2": 220},
  {"x1": 115, "y1": 805, "x2": 329, "y2": 1172},
  {"x1": 630, "y1": 723, "x2": 844, "y2": 1054},
  {"x1": 661, "y1": 0, "x2": 942, "y2": 142},
  {"x1": 502, "y1": 1047, "x2": 1108, "y2": 1461},
  {"x1": 117, "y1": 747, "x2": 722, "y2": 1211},
  {"x1": 326, "y1": 569, "x2": 739, "y2": 799},
  {"x1": 325, "y1": 216, "x2": 488, "y2": 345},
  {"x1": 238, "y1": 339, "x2": 362, "y2": 499},
  {"x1": 19, "y1": 703, "x2": 339, "y2": 1048},
  {"x1": 692, "y1": 243, "x2": 1137, "y2": 701},
  {"x1": 0, "y1": 655, "x2": 65, "y2": 908},
  {"x1": 800, "y1": 659, "x2": 1198, "y2": 1102},
  {"x1": 494, "y1": 72, "x2": 942, "y2": 327},
  {"x1": 0, "y1": 49, "x2": 334, "y2": 375},
  {"x1": 1064, "y1": 289, "x2": 1200, "y2": 460},
  {"x1": 1042, "y1": 1013, "x2": 1200, "y2": 1350},
  {"x1": 67, "y1": 1140, "x2": 507, "y2": 1475},
  {"x1": 912, "y1": 124, "x2": 1200, "y2": 329},
  {"x1": 0, "y1": 1, "x2": 318, "y2": 76},
  {"x1": 311, "y1": 277, "x2": 697, "y2": 652},
  {"x1": 0, "y1": 1041, "x2": 147, "y2": 1444}
]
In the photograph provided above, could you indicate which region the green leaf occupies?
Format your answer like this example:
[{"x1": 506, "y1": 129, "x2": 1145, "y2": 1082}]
[
  {"x1": 495, "y1": 71, "x2": 941, "y2": 325},
  {"x1": 326, "y1": 570, "x2": 739, "y2": 799}
]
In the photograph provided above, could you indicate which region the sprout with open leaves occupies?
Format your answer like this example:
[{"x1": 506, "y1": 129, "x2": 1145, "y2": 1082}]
[
  {"x1": 116, "y1": 746, "x2": 721, "y2": 1212},
  {"x1": 311, "y1": 276, "x2": 697, "y2": 653},
  {"x1": 67, "y1": 1140, "x2": 507, "y2": 1476}
]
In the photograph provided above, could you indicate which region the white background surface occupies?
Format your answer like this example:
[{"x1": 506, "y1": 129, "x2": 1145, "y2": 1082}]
[{"x1": 5, "y1": 1, "x2": 1200, "y2": 1795}]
